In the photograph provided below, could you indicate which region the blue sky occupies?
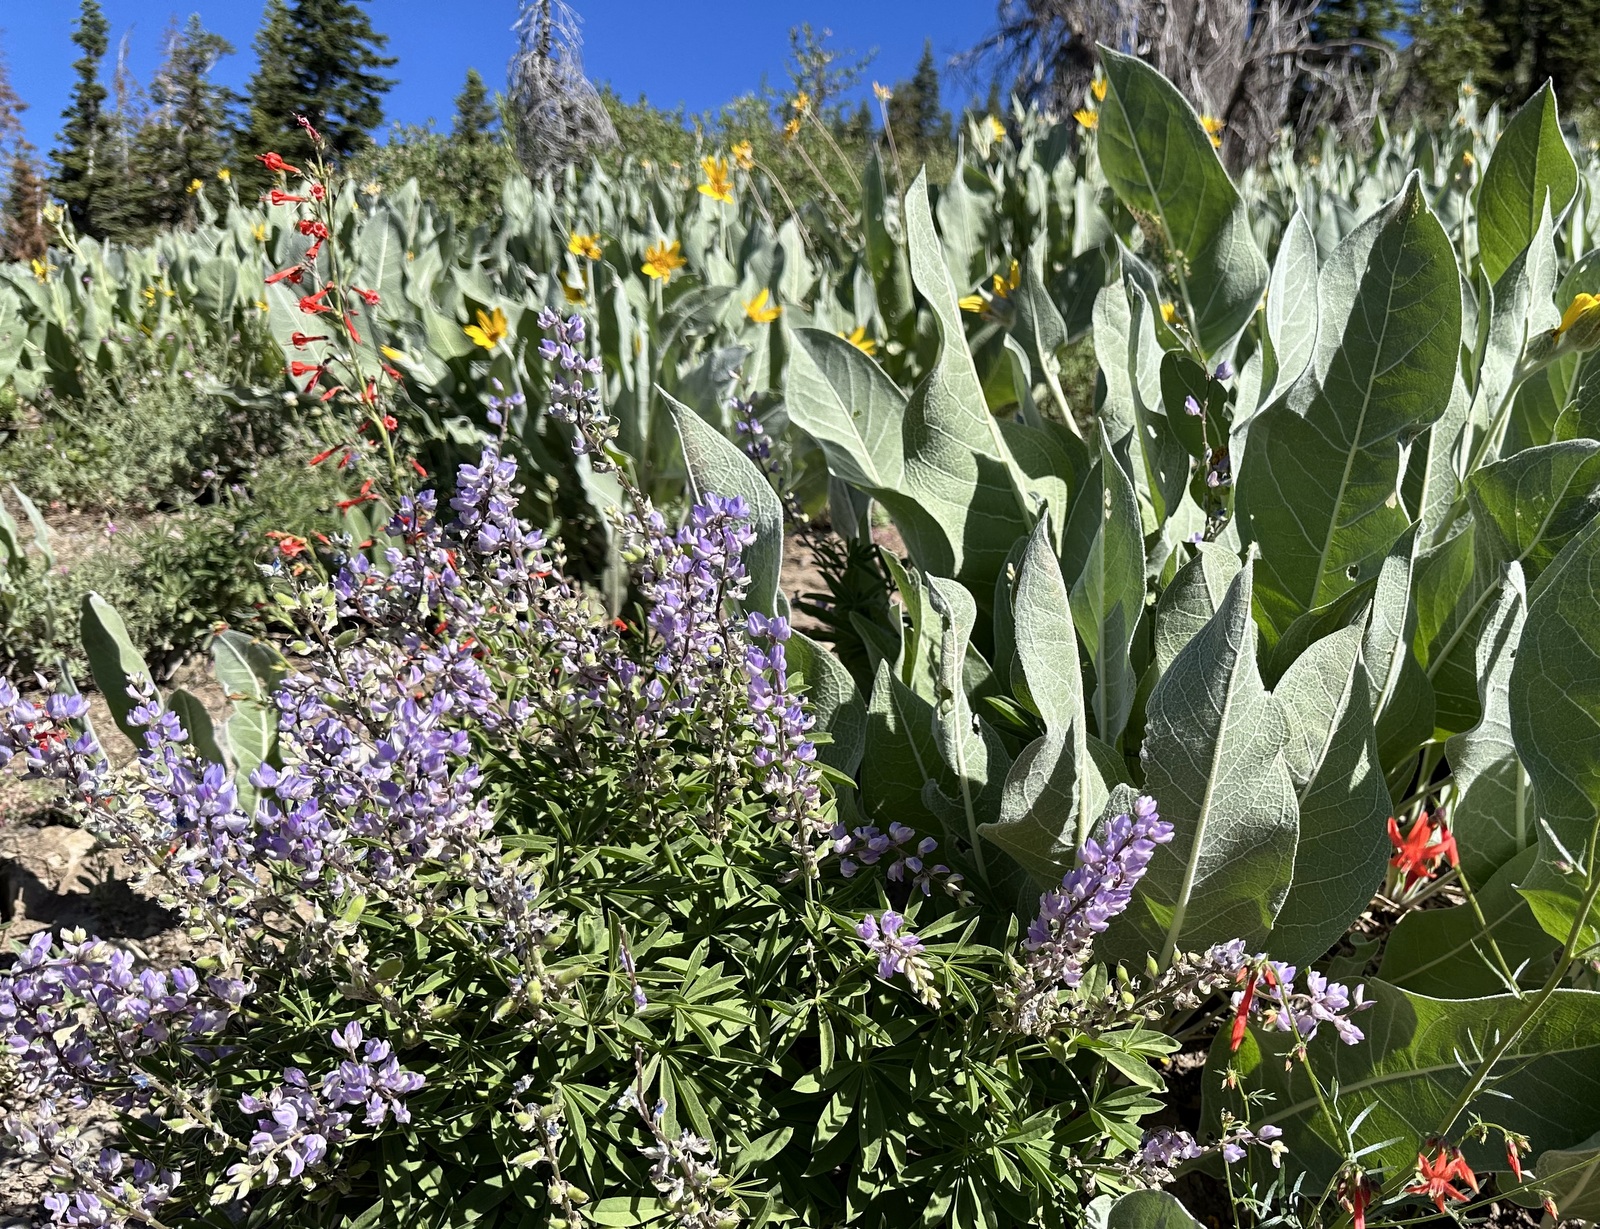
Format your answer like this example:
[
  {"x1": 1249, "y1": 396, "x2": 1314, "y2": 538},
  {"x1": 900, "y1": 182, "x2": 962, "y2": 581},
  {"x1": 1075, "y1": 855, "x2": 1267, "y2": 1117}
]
[{"x1": 2, "y1": 1, "x2": 995, "y2": 155}]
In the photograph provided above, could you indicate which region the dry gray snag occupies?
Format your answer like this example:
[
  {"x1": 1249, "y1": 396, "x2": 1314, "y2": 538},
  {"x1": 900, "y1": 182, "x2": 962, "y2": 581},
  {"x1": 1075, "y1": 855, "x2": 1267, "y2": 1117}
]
[{"x1": 506, "y1": 0, "x2": 617, "y2": 179}]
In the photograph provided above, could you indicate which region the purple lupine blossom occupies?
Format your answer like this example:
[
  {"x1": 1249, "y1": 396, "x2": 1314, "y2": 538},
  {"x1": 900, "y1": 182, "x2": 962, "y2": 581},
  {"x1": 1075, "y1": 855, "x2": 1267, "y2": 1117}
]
[
  {"x1": 537, "y1": 309, "x2": 610, "y2": 454},
  {"x1": 1213, "y1": 359, "x2": 1234, "y2": 381},
  {"x1": 1134, "y1": 1122, "x2": 1282, "y2": 1183},
  {"x1": 830, "y1": 821, "x2": 958, "y2": 896},
  {"x1": 733, "y1": 398, "x2": 779, "y2": 477},
  {"x1": 856, "y1": 910, "x2": 924, "y2": 979},
  {"x1": 1136, "y1": 1127, "x2": 1204, "y2": 1173},
  {"x1": 1183, "y1": 394, "x2": 1204, "y2": 416},
  {"x1": 1240, "y1": 962, "x2": 1371, "y2": 1045},
  {"x1": 745, "y1": 611, "x2": 828, "y2": 866},
  {"x1": 39, "y1": 1149, "x2": 179, "y2": 1228}
]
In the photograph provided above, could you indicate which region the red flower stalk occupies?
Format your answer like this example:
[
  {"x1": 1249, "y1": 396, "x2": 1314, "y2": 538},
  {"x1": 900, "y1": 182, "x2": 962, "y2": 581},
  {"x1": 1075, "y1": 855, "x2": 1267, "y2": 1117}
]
[
  {"x1": 1407, "y1": 1147, "x2": 1477, "y2": 1214},
  {"x1": 264, "y1": 265, "x2": 304, "y2": 286},
  {"x1": 296, "y1": 219, "x2": 329, "y2": 239},
  {"x1": 1388, "y1": 812, "x2": 1459, "y2": 891},
  {"x1": 343, "y1": 312, "x2": 363, "y2": 344},
  {"x1": 1230, "y1": 968, "x2": 1259, "y2": 1052},
  {"x1": 269, "y1": 189, "x2": 308, "y2": 206},
  {"x1": 256, "y1": 151, "x2": 302, "y2": 176},
  {"x1": 337, "y1": 479, "x2": 377, "y2": 512},
  {"x1": 298, "y1": 284, "x2": 335, "y2": 315},
  {"x1": 320, "y1": 385, "x2": 345, "y2": 403},
  {"x1": 290, "y1": 332, "x2": 327, "y2": 349}
]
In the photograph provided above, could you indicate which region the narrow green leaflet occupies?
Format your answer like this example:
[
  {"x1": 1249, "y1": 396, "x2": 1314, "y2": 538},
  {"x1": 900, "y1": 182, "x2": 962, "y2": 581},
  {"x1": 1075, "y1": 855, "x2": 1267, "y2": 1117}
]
[
  {"x1": 1477, "y1": 82, "x2": 1578, "y2": 284},
  {"x1": 981, "y1": 519, "x2": 1107, "y2": 875},
  {"x1": 1123, "y1": 564, "x2": 1299, "y2": 964},
  {"x1": 1096, "y1": 47, "x2": 1267, "y2": 353},
  {"x1": 1271, "y1": 626, "x2": 1392, "y2": 964},
  {"x1": 1509, "y1": 514, "x2": 1600, "y2": 949},
  {"x1": 666, "y1": 391, "x2": 784, "y2": 617},
  {"x1": 1445, "y1": 565, "x2": 1531, "y2": 881},
  {"x1": 1207, "y1": 983, "x2": 1600, "y2": 1186},
  {"x1": 1379, "y1": 845, "x2": 1554, "y2": 997},
  {"x1": 1237, "y1": 175, "x2": 1461, "y2": 640},
  {"x1": 1063, "y1": 438, "x2": 1146, "y2": 747}
]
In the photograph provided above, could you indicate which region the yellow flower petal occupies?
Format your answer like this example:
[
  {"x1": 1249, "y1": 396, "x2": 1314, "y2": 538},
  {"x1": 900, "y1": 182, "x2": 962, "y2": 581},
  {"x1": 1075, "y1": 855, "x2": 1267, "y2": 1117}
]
[
  {"x1": 743, "y1": 288, "x2": 781, "y2": 324},
  {"x1": 959, "y1": 293, "x2": 988, "y2": 314},
  {"x1": 1073, "y1": 108, "x2": 1098, "y2": 131},
  {"x1": 1557, "y1": 293, "x2": 1600, "y2": 337},
  {"x1": 840, "y1": 325, "x2": 877, "y2": 356},
  {"x1": 464, "y1": 306, "x2": 509, "y2": 350},
  {"x1": 643, "y1": 240, "x2": 686, "y2": 282},
  {"x1": 568, "y1": 232, "x2": 603, "y2": 261},
  {"x1": 1160, "y1": 301, "x2": 1178, "y2": 325},
  {"x1": 1092, "y1": 77, "x2": 1107, "y2": 102}
]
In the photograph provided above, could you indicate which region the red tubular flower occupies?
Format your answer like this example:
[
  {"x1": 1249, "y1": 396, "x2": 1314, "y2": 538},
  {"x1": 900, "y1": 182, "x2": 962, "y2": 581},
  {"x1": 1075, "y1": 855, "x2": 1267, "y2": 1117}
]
[
  {"x1": 1389, "y1": 812, "x2": 1458, "y2": 890},
  {"x1": 296, "y1": 219, "x2": 329, "y2": 239},
  {"x1": 296, "y1": 114, "x2": 322, "y2": 144},
  {"x1": 1347, "y1": 1176, "x2": 1371, "y2": 1229},
  {"x1": 1407, "y1": 1147, "x2": 1476, "y2": 1214},
  {"x1": 343, "y1": 312, "x2": 363, "y2": 344},
  {"x1": 337, "y1": 479, "x2": 377, "y2": 512},
  {"x1": 269, "y1": 189, "x2": 308, "y2": 206},
  {"x1": 381, "y1": 363, "x2": 402, "y2": 381},
  {"x1": 309, "y1": 445, "x2": 338, "y2": 466},
  {"x1": 310, "y1": 183, "x2": 327, "y2": 201},
  {"x1": 302, "y1": 370, "x2": 325, "y2": 394},
  {"x1": 353, "y1": 287, "x2": 380, "y2": 306},
  {"x1": 409, "y1": 458, "x2": 428, "y2": 477},
  {"x1": 320, "y1": 386, "x2": 346, "y2": 403},
  {"x1": 257, "y1": 151, "x2": 302, "y2": 176},
  {"x1": 264, "y1": 265, "x2": 304, "y2": 286},
  {"x1": 1545, "y1": 1198, "x2": 1561, "y2": 1221},
  {"x1": 1507, "y1": 1138, "x2": 1525, "y2": 1183},
  {"x1": 290, "y1": 332, "x2": 327, "y2": 349},
  {"x1": 304, "y1": 239, "x2": 324, "y2": 262},
  {"x1": 298, "y1": 285, "x2": 334, "y2": 315},
  {"x1": 289, "y1": 360, "x2": 322, "y2": 378},
  {"x1": 381, "y1": 414, "x2": 397, "y2": 430},
  {"x1": 360, "y1": 381, "x2": 378, "y2": 405},
  {"x1": 1230, "y1": 968, "x2": 1259, "y2": 1052},
  {"x1": 265, "y1": 531, "x2": 308, "y2": 558}
]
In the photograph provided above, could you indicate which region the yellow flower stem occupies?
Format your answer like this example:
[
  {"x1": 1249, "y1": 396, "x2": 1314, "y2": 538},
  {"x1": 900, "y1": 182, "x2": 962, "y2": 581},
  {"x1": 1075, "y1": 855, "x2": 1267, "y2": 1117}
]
[
  {"x1": 803, "y1": 107, "x2": 862, "y2": 195},
  {"x1": 750, "y1": 159, "x2": 816, "y2": 261},
  {"x1": 788, "y1": 134, "x2": 855, "y2": 233},
  {"x1": 875, "y1": 93, "x2": 906, "y2": 201}
]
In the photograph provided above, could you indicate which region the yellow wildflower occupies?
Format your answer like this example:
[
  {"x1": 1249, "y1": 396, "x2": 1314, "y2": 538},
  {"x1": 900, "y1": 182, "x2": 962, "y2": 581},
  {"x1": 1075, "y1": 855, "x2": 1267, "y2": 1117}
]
[
  {"x1": 959, "y1": 293, "x2": 987, "y2": 314},
  {"x1": 1074, "y1": 108, "x2": 1098, "y2": 131},
  {"x1": 186, "y1": 178, "x2": 203, "y2": 195},
  {"x1": 562, "y1": 277, "x2": 585, "y2": 304},
  {"x1": 993, "y1": 259, "x2": 1020, "y2": 299},
  {"x1": 873, "y1": 82, "x2": 893, "y2": 102},
  {"x1": 362, "y1": 181, "x2": 383, "y2": 198},
  {"x1": 1462, "y1": 150, "x2": 1475, "y2": 166},
  {"x1": 255, "y1": 299, "x2": 269, "y2": 312},
  {"x1": 568, "y1": 231, "x2": 603, "y2": 261},
  {"x1": 380, "y1": 345, "x2": 407, "y2": 363},
  {"x1": 1462, "y1": 82, "x2": 1477, "y2": 96},
  {"x1": 1160, "y1": 302, "x2": 1178, "y2": 325},
  {"x1": 732, "y1": 140, "x2": 755, "y2": 171},
  {"x1": 987, "y1": 115, "x2": 1006, "y2": 142},
  {"x1": 1201, "y1": 115, "x2": 1225, "y2": 148},
  {"x1": 1556, "y1": 293, "x2": 1600, "y2": 337},
  {"x1": 743, "y1": 288, "x2": 781, "y2": 323},
  {"x1": 698, "y1": 155, "x2": 734, "y2": 205},
  {"x1": 250, "y1": 222, "x2": 269, "y2": 243},
  {"x1": 142, "y1": 285, "x2": 157, "y2": 305},
  {"x1": 840, "y1": 325, "x2": 877, "y2": 356},
  {"x1": 642, "y1": 239, "x2": 686, "y2": 282},
  {"x1": 783, "y1": 117, "x2": 802, "y2": 143},
  {"x1": 217, "y1": 167, "x2": 231, "y2": 182},
  {"x1": 464, "y1": 306, "x2": 509, "y2": 350},
  {"x1": 30, "y1": 258, "x2": 51, "y2": 283},
  {"x1": 792, "y1": 91, "x2": 811, "y2": 114},
  {"x1": 1092, "y1": 77, "x2": 1107, "y2": 102},
  {"x1": 42, "y1": 203, "x2": 64, "y2": 226}
]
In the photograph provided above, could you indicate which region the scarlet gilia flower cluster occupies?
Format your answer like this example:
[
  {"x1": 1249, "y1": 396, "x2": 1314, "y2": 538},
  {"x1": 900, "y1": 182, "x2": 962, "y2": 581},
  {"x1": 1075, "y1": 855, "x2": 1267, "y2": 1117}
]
[{"x1": 1388, "y1": 810, "x2": 1459, "y2": 892}]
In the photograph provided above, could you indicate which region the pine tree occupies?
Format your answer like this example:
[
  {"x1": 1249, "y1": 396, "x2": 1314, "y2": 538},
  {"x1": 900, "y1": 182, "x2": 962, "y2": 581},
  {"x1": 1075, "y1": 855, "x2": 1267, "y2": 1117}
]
[
  {"x1": 1404, "y1": 0, "x2": 1504, "y2": 117},
  {"x1": 452, "y1": 67, "x2": 496, "y2": 144},
  {"x1": 238, "y1": 0, "x2": 396, "y2": 195},
  {"x1": 1481, "y1": 0, "x2": 1600, "y2": 110},
  {"x1": 1, "y1": 148, "x2": 48, "y2": 265},
  {"x1": 51, "y1": 0, "x2": 115, "y2": 238},
  {"x1": 135, "y1": 16, "x2": 237, "y2": 230},
  {"x1": 887, "y1": 40, "x2": 950, "y2": 150}
]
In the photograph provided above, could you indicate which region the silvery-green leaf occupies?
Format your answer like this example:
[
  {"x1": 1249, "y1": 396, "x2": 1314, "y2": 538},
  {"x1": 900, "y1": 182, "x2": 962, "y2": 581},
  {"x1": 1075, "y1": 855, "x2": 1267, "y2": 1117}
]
[
  {"x1": 1262, "y1": 208, "x2": 1319, "y2": 404},
  {"x1": 1207, "y1": 981, "x2": 1600, "y2": 1187},
  {"x1": 1475, "y1": 202, "x2": 1559, "y2": 426},
  {"x1": 1124, "y1": 563, "x2": 1299, "y2": 964},
  {"x1": 1477, "y1": 82, "x2": 1578, "y2": 284},
  {"x1": 788, "y1": 632, "x2": 865, "y2": 777},
  {"x1": 1514, "y1": 1130, "x2": 1600, "y2": 1222},
  {"x1": 665, "y1": 391, "x2": 783, "y2": 618},
  {"x1": 1363, "y1": 525, "x2": 1435, "y2": 775},
  {"x1": 1271, "y1": 626, "x2": 1391, "y2": 963},
  {"x1": 862, "y1": 661, "x2": 950, "y2": 833},
  {"x1": 168, "y1": 688, "x2": 227, "y2": 769},
  {"x1": 1446, "y1": 565, "x2": 1531, "y2": 881},
  {"x1": 1096, "y1": 47, "x2": 1268, "y2": 353},
  {"x1": 80, "y1": 593, "x2": 154, "y2": 744},
  {"x1": 784, "y1": 328, "x2": 906, "y2": 492},
  {"x1": 1237, "y1": 175, "x2": 1461, "y2": 640},
  {"x1": 1103, "y1": 1190, "x2": 1203, "y2": 1229},
  {"x1": 1152, "y1": 543, "x2": 1240, "y2": 679}
]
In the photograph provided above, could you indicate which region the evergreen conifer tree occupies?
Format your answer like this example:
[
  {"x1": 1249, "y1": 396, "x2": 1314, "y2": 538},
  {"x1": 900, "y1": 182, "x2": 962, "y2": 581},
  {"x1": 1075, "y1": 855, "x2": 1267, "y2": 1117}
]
[
  {"x1": 51, "y1": 0, "x2": 115, "y2": 237},
  {"x1": 136, "y1": 16, "x2": 237, "y2": 230},
  {"x1": 887, "y1": 40, "x2": 950, "y2": 149},
  {"x1": 452, "y1": 67, "x2": 496, "y2": 143}
]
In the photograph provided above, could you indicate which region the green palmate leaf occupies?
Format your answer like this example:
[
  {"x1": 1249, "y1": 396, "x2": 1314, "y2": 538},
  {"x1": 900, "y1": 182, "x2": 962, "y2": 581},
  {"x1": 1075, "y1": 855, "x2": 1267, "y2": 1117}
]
[
  {"x1": 1237, "y1": 175, "x2": 1461, "y2": 641},
  {"x1": 665, "y1": 391, "x2": 784, "y2": 618},
  {"x1": 80, "y1": 593, "x2": 154, "y2": 743},
  {"x1": 1152, "y1": 543, "x2": 1240, "y2": 680},
  {"x1": 1379, "y1": 845, "x2": 1554, "y2": 997},
  {"x1": 1271, "y1": 626, "x2": 1392, "y2": 964},
  {"x1": 1207, "y1": 982, "x2": 1600, "y2": 1187},
  {"x1": 1063, "y1": 439, "x2": 1145, "y2": 748},
  {"x1": 1477, "y1": 82, "x2": 1578, "y2": 284},
  {"x1": 1261, "y1": 208, "x2": 1320, "y2": 409},
  {"x1": 1095, "y1": 47, "x2": 1268, "y2": 353},
  {"x1": 1509, "y1": 514, "x2": 1600, "y2": 949},
  {"x1": 981, "y1": 518, "x2": 1107, "y2": 876},
  {"x1": 1122, "y1": 563, "x2": 1299, "y2": 964},
  {"x1": 1445, "y1": 565, "x2": 1531, "y2": 881}
]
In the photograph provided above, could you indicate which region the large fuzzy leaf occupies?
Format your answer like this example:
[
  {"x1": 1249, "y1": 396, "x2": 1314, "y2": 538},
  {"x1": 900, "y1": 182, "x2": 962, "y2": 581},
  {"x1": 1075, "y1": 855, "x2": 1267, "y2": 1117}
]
[
  {"x1": 1271, "y1": 626, "x2": 1391, "y2": 963},
  {"x1": 1477, "y1": 82, "x2": 1578, "y2": 284},
  {"x1": 784, "y1": 328, "x2": 906, "y2": 492},
  {"x1": 1096, "y1": 48, "x2": 1267, "y2": 353},
  {"x1": 80, "y1": 593, "x2": 154, "y2": 744},
  {"x1": 1206, "y1": 982, "x2": 1600, "y2": 1186},
  {"x1": 1237, "y1": 175, "x2": 1461, "y2": 640},
  {"x1": 1121, "y1": 564, "x2": 1299, "y2": 964},
  {"x1": 1260, "y1": 208, "x2": 1320, "y2": 408}
]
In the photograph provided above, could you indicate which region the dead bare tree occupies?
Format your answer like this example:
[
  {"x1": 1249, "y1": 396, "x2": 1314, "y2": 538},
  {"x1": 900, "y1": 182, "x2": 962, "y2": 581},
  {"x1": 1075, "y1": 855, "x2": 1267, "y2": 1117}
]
[
  {"x1": 961, "y1": 0, "x2": 1397, "y2": 167},
  {"x1": 506, "y1": 0, "x2": 617, "y2": 179}
]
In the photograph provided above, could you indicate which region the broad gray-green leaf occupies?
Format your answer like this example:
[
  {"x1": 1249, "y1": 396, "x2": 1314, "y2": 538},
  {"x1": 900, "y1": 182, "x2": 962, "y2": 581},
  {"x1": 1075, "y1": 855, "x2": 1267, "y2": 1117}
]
[
  {"x1": 1263, "y1": 208, "x2": 1319, "y2": 403},
  {"x1": 1125, "y1": 564, "x2": 1299, "y2": 964},
  {"x1": 1207, "y1": 981, "x2": 1600, "y2": 1186},
  {"x1": 1509, "y1": 514, "x2": 1600, "y2": 949},
  {"x1": 1478, "y1": 82, "x2": 1578, "y2": 284},
  {"x1": 1063, "y1": 439, "x2": 1145, "y2": 747},
  {"x1": 10, "y1": 484, "x2": 53, "y2": 571},
  {"x1": 1363, "y1": 525, "x2": 1435, "y2": 775},
  {"x1": 1446, "y1": 565, "x2": 1531, "y2": 881},
  {"x1": 666, "y1": 391, "x2": 783, "y2": 617},
  {"x1": 1379, "y1": 845, "x2": 1553, "y2": 997},
  {"x1": 1271, "y1": 626, "x2": 1391, "y2": 963},
  {"x1": 784, "y1": 328, "x2": 906, "y2": 491},
  {"x1": 1096, "y1": 47, "x2": 1267, "y2": 352},
  {"x1": 982, "y1": 519, "x2": 1106, "y2": 874},
  {"x1": 168, "y1": 688, "x2": 227, "y2": 768},
  {"x1": 1237, "y1": 175, "x2": 1461, "y2": 640},
  {"x1": 861, "y1": 661, "x2": 949, "y2": 832},
  {"x1": 1103, "y1": 1190, "x2": 1203, "y2": 1229},
  {"x1": 1476, "y1": 202, "x2": 1559, "y2": 422},
  {"x1": 1517, "y1": 1130, "x2": 1600, "y2": 1223},
  {"x1": 212, "y1": 630, "x2": 288, "y2": 818},
  {"x1": 789, "y1": 632, "x2": 866, "y2": 776},
  {"x1": 1152, "y1": 543, "x2": 1240, "y2": 678},
  {"x1": 80, "y1": 593, "x2": 154, "y2": 743}
]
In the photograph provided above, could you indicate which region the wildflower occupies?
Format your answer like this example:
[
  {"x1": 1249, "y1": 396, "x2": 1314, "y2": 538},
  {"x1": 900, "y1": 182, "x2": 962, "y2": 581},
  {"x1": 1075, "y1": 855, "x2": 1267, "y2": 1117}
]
[
  {"x1": 30, "y1": 258, "x2": 50, "y2": 283},
  {"x1": 1092, "y1": 76, "x2": 1107, "y2": 101},
  {"x1": 1556, "y1": 293, "x2": 1600, "y2": 338},
  {"x1": 291, "y1": 331, "x2": 327, "y2": 348},
  {"x1": 1506, "y1": 1134, "x2": 1527, "y2": 1183},
  {"x1": 1074, "y1": 108, "x2": 1098, "y2": 130},
  {"x1": 994, "y1": 260, "x2": 1020, "y2": 298},
  {"x1": 732, "y1": 140, "x2": 755, "y2": 170},
  {"x1": 743, "y1": 288, "x2": 781, "y2": 323},
  {"x1": 783, "y1": 117, "x2": 802, "y2": 142},
  {"x1": 698, "y1": 155, "x2": 734, "y2": 205},
  {"x1": 1407, "y1": 1147, "x2": 1478, "y2": 1214},
  {"x1": 840, "y1": 325, "x2": 876, "y2": 355},
  {"x1": 987, "y1": 115, "x2": 1006, "y2": 141},
  {"x1": 792, "y1": 91, "x2": 811, "y2": 114},
  {"x1": 269, "y1": 188, "x2": 307, "y2": 206},
  {"x1": 1341, "y1": 1172, "x2": 1373, "y2": 1229},
  {"x1": 1184, "y1": 395, "x2": 1204, "y2": 417},
  {"x1": 568, "y1": 231, "x2": 602, "y2": 260},
  {"x1": 562, "y1": 277, "x2": 585, "y2": 304},
  {"x1": 352, "y1": 286, "x2": 381, "y2": 306},
  {"x1": 297, "y1": 285, "x2": 334, "y2": 315},
  {"x1": 959, "y1": 292, "x2": 988, "y2": 314},
  {"x1": 1201, "y1": 115, "x2": 1225, "y2": 148},
  {"x1": 873, "y1": 82, "x2": 892, "y2": 102},
  {"x1": 186, "y1": 178, "x2": 203, "y2": 195},
  {"x1": 1214, "y1": 359, "x2": 1234, "y2": 380},
  {"x1": 1229, "y1": 968, "x2": 1258, "y2": 1050},
  {"x1": 264, "y1": 265, "x2": 304, "y2": 286},
  {"x1": 266, "y1": 531, "x2": 309, "y2": 558},
  {"x1": 217, "y1": 167, "x2": 231, "y2": 181},
  {"x1": 256, "y1": 151, "x2": 302, "y2": 176},
  {"x1": 464, "y1": 306, "x2": 509, "y2": 350},
  {"x1": 856, "y1": 911, "x2": 939, "y2": 1006},
  {"x1": 642, "y1": 239, "x2": 686, "y2": 283},
  {"x1": 380, "y1": 344, "x2": 406, "y2": 362},
  {"x1": 250, "y1": 222, "x2": 269, "y2": 243},
  {"x1": 1388, "y1": 811, "x2": 1458, "y2": 891},
  {"x1": 1161, "y1": 301, "x2": 1178, "y2": 325}
]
